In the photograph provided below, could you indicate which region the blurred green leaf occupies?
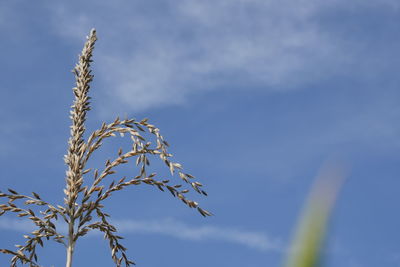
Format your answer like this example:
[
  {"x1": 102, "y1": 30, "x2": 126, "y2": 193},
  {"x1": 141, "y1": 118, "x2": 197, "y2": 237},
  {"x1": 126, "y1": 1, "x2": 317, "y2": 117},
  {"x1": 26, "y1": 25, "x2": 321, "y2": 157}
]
[{"x1": 284, "y1": 163, "x2": 346, "y2": 267}]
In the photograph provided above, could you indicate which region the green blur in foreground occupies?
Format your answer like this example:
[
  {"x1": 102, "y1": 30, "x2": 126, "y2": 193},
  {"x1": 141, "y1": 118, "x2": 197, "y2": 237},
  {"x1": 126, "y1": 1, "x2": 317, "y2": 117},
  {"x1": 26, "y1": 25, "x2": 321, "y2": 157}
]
[{"x1": 284, "y1": 163, "x2": 346, "y2": 267}]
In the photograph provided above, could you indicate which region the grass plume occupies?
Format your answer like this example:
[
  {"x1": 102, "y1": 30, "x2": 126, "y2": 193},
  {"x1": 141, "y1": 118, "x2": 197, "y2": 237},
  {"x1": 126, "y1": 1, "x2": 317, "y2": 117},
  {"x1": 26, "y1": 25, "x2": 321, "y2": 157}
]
[{"x1": 0, "y1": 29, "x2": 211, "y2": 267}]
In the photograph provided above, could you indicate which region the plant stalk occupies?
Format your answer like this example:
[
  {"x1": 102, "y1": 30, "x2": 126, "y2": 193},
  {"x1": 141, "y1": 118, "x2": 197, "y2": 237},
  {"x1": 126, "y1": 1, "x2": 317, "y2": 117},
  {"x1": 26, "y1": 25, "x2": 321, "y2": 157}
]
[{"x1": 66, "y1": 218, "x2": 75, "y2": 267}]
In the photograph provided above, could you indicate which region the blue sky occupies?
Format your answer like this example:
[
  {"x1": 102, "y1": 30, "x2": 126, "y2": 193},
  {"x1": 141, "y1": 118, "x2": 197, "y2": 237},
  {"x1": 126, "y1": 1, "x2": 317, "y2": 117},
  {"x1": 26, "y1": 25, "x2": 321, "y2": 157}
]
[{"x1": 0, "y1": 0, "x2": 399, "y2": 266}]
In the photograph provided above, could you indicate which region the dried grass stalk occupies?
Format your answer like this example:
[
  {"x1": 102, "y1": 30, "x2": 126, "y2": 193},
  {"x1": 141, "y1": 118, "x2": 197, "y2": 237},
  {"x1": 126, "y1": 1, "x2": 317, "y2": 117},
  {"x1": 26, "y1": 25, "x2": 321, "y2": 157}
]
[{"x1": 0, "y1": 29, "x2": 210, "y2": 267}]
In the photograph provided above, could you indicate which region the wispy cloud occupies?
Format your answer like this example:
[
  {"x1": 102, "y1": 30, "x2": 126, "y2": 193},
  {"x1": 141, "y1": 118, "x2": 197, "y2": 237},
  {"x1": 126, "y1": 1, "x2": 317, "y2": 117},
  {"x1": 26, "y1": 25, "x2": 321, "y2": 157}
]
[
  {"x1": 0, "y1": 0, "x2": 396, "y2": 114},
  {"x1": 41, "y1": 0, "x2": 396, "y2": 114},
  {"x1": 113, "y1": 218, "x2": 282, "y2": 252},
  {"x1": 0, "y1": 217, "x2": 67, "y2": 234},
  {"x1": 0, "y1": 217, "x2": 281, "y2": 252},
  {"x1": 0, "y1": 217, "x2": 36, "y2": 232}
]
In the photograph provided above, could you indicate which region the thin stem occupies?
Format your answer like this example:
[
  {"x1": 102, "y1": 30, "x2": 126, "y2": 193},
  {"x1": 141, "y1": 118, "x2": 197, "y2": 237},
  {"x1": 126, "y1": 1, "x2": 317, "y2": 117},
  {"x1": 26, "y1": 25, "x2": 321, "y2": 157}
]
[
  {"x1": 66, "y1": 245, "x2": 74, "y2": 267},
  {"x1": 66, "y1": 218, "x2": 75, "y2": 267}
]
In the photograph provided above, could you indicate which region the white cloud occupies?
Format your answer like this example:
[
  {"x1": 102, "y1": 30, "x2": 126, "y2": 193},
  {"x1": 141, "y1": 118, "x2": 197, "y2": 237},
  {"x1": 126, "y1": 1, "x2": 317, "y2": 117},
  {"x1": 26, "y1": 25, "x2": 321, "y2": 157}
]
[
  {"x1": 0, "y1": 217, "x2": 67, "y2": 234},
  {"x1": 113, "y1": 218, "x2": 282, "y2": 252},
  {"x1": 0, "y1": 217, "x2": 282, "y2": 252},
  {"x1": 1, "y1": 0, "x2": 396, "y2": 115},
  {"x1": 44, "y1": 0, "x2": 357, "y2": 114},
  {"x1": 0, "y1": 217, "x2": 35, "y2": 232}
]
